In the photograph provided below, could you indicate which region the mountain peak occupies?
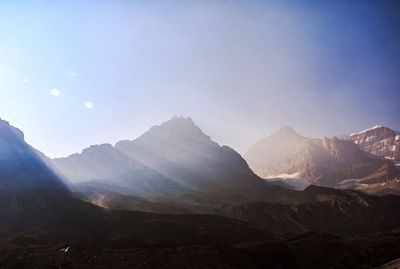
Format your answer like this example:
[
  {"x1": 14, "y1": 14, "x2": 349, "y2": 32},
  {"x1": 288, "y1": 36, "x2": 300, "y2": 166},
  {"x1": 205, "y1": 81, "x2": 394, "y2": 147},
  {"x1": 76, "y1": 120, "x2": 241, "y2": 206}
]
[
  {"x1": 271, "y1": 126, "x2": 302, "y2": 138},
  {"x1": 278, "y1": 125, "x2": 296, "y2": 133},
  {"x1": 0, "y1": 118, "x2": 24, "y2": 141},
  {"x1": 350, "y1": 125, "x2": 388, "y2": 136},
  {"x1": 164, "y1": 115, "x2": 196, "y2": 127},
  {"x1": 350, "y1": 124, "x2": 399, "y2": 162},
  {"x1": 0, "y1": 118, "x2": 67, "y2": 192},
  {"x1": 156, "y1": 116, "x2": 203, "y2": 136}
]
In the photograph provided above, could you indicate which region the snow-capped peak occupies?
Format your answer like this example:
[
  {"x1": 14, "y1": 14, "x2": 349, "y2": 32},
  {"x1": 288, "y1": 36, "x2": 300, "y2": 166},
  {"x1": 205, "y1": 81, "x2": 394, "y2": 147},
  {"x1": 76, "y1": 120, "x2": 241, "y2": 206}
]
[{"x1": 350, "y1": 125, "x2": 384, "y2": 136}]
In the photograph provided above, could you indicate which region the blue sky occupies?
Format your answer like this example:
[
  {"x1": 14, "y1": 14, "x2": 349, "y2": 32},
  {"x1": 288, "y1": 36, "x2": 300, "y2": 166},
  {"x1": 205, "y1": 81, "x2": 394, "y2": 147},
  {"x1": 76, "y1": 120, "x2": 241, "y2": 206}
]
[{"x1": 0, "y1": 0, "x2": 399, "y2": 157}]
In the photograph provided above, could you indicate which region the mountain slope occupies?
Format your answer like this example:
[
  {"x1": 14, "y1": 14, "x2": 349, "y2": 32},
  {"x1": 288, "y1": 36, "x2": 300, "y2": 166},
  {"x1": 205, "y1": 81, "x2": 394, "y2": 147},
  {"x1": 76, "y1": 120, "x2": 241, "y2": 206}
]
[
  {"x1": 53, "y1": 116, "x2": 281, "y2": 209},
  {"x1": 245, "y1": 127, "x2": 398, "y2": 187},
  {"x1": 4, "y1": 117, "x2": 400, "y2": 269},
  {"x1": 0, "y1": 119, "x2": 66, "y2": 193},
  {"x1": 351, "y1": 125, "x2": 400, "y2": 163},
  {"x1": 223, "y1": 185, "x2": 400, "y2": 233},
  {"x1": 0, "y1": 118, "x2": 272, "y2": 245}
]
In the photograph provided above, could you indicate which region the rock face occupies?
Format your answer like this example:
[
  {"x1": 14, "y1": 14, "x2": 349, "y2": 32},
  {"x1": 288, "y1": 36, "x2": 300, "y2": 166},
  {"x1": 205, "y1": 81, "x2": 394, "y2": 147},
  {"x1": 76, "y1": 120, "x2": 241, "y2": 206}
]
[
  {"x1": 0, "y1": 118, "x2": 70, "y2": 232},
  {"x1": 0, "y1": 119, "x2": 66, "y2": 193},
  {"x1": 350, "y1": 125, "x2": 400, "y2": 164},
  {"x1": 245, "y1": 127, "x2": 398, "y2": 187},
  {"x1": 4, "y1": 117, "x2": 400, "y2": 269},
  {"x1": 53, "y1": 116, "x2": 278, "y2": 209},
  {"x1": 0, "y1": 118, "x2": 272, "y2": 245}
]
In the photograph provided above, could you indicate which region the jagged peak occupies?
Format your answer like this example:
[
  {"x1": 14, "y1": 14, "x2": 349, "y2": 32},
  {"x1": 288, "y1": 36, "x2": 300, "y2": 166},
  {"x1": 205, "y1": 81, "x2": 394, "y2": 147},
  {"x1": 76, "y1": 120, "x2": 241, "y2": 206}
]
[
  {"x1": 164, "y1": 115, "x2": 196, "y2": 127},
  {"x1": 81, "y1": 143, "x2": 114, "y2": 155},
  {"x1": 0, "y1": 117, "x2": 25, "y2": 141},
  {"x1": 134, "y1": 115, "x2": 214, "y2": 146},
  {"x1": 153, "y1": 116, "x2": 204, "y2": 135},
  {"x1": 350, "y1": 125, "x2": 387, "y2": 136},
  {"x1": 271, "y1": 126, "x2": 303, "y2": 138},
  {"x1": 278, "y1": 125, "x2": 296, "y2": 133}
]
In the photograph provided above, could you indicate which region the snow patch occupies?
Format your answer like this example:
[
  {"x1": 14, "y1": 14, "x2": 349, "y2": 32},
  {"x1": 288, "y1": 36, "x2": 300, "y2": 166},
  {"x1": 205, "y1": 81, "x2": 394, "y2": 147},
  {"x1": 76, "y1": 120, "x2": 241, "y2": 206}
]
[
  {"x1": 385, "y1": 156, "x2": 395, "y2": 160},
  {"x1": 351, "y1": 125, "x2": 383, "y2": 136},
  {"x1": 268, "y1": 172, "x2": 300, "y2": 179},
  {"x1": 366, "y1": 135, "x2": 376, "y2": 142}
]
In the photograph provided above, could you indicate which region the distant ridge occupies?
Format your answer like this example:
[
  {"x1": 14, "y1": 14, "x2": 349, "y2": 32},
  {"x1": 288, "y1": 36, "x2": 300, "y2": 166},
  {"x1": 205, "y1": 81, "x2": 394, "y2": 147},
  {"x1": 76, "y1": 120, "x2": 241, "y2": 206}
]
[
  {"x1": 350, "y1": 125, "x2": 384, "y2": 136},
  {"x1": 350, "y1": 125, "x2": 400, "y2": 163},
  {"x1": 245, "y1": 126, "x2": 399, "y2": 188}
]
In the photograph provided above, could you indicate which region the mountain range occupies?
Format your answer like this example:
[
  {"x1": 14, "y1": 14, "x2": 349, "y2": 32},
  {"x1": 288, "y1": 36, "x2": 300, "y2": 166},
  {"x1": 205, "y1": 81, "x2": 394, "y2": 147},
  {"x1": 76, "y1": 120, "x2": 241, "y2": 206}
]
[
  {"x1": 245, "y1": 125, "x2": 400, "y2": 192},
  {"x1": 1, "y1": 116, "x2": 400, "y2": 268},
  {"x1": 51, "y1": 117, "x2": 290, "y2": 212}
]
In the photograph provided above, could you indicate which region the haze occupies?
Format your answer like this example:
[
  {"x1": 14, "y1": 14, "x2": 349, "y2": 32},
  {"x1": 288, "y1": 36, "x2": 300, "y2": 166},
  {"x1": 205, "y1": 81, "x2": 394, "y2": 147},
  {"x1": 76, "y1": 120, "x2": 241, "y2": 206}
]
[{"x1": 0, "y1": 0, "x2": 399, "y2": 157}]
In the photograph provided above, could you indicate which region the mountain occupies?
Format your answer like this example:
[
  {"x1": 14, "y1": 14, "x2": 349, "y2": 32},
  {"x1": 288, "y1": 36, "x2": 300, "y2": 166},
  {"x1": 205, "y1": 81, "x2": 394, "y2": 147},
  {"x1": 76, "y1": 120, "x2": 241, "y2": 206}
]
[
  {"x1": 350, "y1": 125, "x2": 400, "y2": 164},
  {"x1": 52, "y1": 116, "x2": 281, "y2": 210},
  {"x1": 0, "y1": 117, "x2": 272, "y2": 245},
  {"x1": 49, "y1": 117, "x2": 400, "y2": 232},
  {"x1": 2, "y1": 117, "x2": 400, "y2": 268},
  {"x1": 245, "y1": 126, "x2": 399, "y2": 187},
  {"x1": 0, "y1": 119, "x2": 66, "y2": 193}
]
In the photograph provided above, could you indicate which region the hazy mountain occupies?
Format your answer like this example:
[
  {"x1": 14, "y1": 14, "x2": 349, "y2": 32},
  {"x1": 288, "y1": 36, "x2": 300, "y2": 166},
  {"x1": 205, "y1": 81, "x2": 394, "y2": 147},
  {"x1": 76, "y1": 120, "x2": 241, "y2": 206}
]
[
  {"x1": 245, "y1": 126, "x2": 398, "y2": 187},
  {"x1": 2, "y1": 117, "x2": 400, "y2": 269},
  {"x1": 52, "y1": 143, "x2": 187, "y2": 199},
  {"x1": 53, "y1": 116, "x2": 281, "y2": 209},
  {"x1": 350, "y1": 125, "x2": 400, "y2": 164},
  {"x1": 0, "y1": 117, "x2": 272, "y2": 245}
]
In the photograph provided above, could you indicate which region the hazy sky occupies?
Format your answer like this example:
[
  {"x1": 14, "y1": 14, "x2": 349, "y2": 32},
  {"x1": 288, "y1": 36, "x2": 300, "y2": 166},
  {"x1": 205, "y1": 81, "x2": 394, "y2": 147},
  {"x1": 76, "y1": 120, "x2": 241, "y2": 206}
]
[{"x1": 0, "y1": 0, "x2": 399, "y2": 157}]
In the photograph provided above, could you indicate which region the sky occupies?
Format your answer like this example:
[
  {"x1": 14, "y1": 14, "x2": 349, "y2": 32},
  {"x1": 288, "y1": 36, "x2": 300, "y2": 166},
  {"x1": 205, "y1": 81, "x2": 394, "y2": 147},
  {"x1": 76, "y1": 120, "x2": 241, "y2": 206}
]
[{"x1": 0, "y1": 0, "x2": 399, "y2": 158}]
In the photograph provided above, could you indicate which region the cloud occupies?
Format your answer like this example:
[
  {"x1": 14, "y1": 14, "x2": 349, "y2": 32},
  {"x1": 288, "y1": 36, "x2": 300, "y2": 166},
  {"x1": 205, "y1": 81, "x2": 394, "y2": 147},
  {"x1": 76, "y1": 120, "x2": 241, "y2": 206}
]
[
  {"x1": 51, "y1": 89, "x2": 61, "y2": 97},
  {"x1": 84, "y1": 101, "x2": 93, "y2": 109},
  {"x1": 65, "y1": 71, "x2": 79, "y2": 77}
]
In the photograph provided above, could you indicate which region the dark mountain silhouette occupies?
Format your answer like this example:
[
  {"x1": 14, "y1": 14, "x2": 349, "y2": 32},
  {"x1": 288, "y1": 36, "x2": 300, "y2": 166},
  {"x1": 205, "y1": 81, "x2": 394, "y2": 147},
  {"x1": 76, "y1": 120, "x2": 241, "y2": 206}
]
[
  {"x1": 245, "y1": 126, "x2": 399, "y2": 187},
  {"x1": 0, "y1": 119, "x2": 66, "y2": 193}
]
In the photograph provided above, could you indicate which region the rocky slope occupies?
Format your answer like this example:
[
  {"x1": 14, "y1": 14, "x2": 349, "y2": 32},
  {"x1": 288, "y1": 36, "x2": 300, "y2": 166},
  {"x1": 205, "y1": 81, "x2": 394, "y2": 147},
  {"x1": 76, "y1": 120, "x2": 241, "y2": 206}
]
[
  {"x1": 350, "y1": 125, "x2": 400, "y2": 164},
  {"x1": 0, "y1": 118, "x2": 274, "y2": 246},
  {"x1": 0, "y1": 119, "x2": 66, "y2": 193},
  {"x1": 53, "y1": 116, "x2": 281, "y2": 209},
  {"x1": 245, "y1": 127, "x2": 398, "y2": 187},
  {"x1": 2, "y1": 117, "x2": 400, "y2": 268}
]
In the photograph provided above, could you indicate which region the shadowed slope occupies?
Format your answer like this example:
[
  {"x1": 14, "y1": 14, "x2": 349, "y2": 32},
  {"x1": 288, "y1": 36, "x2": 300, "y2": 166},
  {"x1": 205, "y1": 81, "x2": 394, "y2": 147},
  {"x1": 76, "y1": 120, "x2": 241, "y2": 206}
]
[
  {"x1": 53, "y1": 117, "x2": 281, "y2": 209},
  {"x1": 0, "y1": 118, "x2": 271, "y2": 245}
]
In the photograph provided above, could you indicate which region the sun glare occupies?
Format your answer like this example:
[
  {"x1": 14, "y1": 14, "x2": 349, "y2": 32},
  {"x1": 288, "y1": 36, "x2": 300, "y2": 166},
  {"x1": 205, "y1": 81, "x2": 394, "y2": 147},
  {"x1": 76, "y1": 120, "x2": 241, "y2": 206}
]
[{"x1": 50, "y1": 89, "x2": 61, "y2": 97}]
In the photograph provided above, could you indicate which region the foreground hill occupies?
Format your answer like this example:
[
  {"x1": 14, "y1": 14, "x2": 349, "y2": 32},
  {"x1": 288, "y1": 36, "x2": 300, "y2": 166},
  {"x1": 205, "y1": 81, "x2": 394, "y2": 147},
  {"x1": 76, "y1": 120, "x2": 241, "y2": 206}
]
[
  {"x1": 1, "y1": 231, "x2": 399, "y2": 269},
  {"x1": 245, "y1": 126, "x2": 398, "y2": 188}
]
